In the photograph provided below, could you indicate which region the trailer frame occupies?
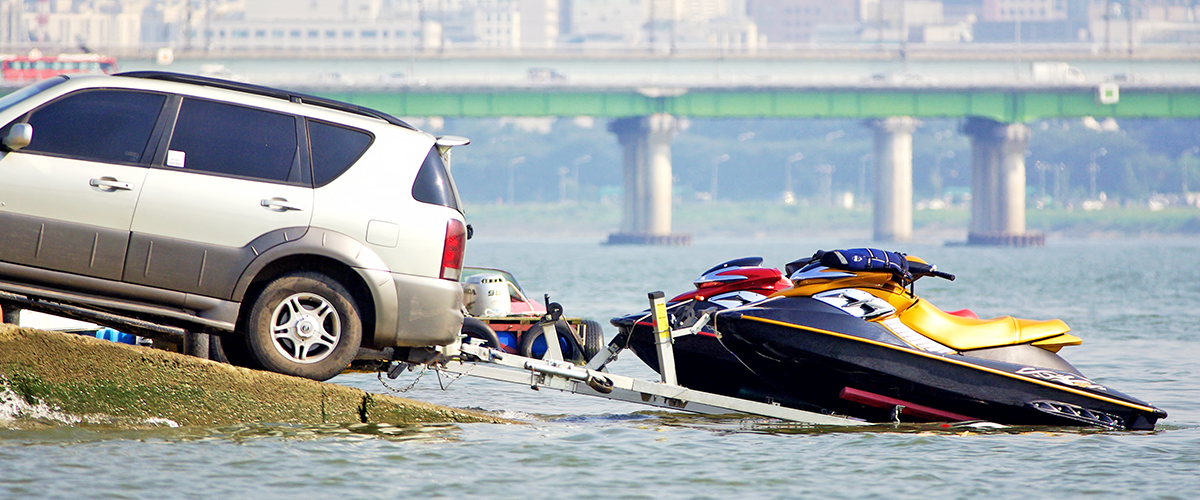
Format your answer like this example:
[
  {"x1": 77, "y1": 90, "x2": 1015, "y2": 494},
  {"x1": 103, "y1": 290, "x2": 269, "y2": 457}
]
[{"x1": 425, "y1": 291, "x2": 866, "y2": 426}]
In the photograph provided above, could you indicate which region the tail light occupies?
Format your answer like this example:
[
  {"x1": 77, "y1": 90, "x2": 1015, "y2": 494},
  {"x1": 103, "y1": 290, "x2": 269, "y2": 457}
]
[{"x1": 440, "y1": 219, "x2": 467, "y2": 280}]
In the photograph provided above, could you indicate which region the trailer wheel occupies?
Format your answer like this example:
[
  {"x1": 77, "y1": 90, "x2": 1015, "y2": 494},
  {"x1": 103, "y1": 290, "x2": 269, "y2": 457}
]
[
  {"x1": 462, "y1": 317, "x2": 503, "y2": 349},
  {"x1": 580, "y1": 320, "x2": 605, "y2": 360},
  {"x1": 245, "y1": 271, "x2": 362, "y2": 381},
  {"x1": 519, "y1": 320, "x2": 580, "y2": 361}
]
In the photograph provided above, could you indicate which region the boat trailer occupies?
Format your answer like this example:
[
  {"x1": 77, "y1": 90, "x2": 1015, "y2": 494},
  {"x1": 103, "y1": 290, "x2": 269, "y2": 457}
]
[{"x1": 404, "y1": 292, "x2": 865, "y2": 426}]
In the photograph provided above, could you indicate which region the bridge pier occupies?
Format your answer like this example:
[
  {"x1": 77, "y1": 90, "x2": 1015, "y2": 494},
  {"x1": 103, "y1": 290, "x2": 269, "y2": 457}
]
[
  {"x1": 869, "y1": 117, "x2": 918, "y2": 242},
  {"x1": 606, "y1": 114, "x2": 692, "y2": 245},
  {"x1": 962, "y1": 118, "x2": 1045, "y2": 246}
]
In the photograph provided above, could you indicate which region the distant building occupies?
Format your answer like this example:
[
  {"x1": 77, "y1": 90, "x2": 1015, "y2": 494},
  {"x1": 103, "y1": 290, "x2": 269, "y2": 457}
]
[
  {"x1": 568, "y1": 0, "x2": 646, "y2": 46},
  {"x1": 860, "y1": 0, "x2": 952, "y2": 42},
  {"x1": 519, "y1": 0, "x2": 559, "y2": 50},
  {"x1": 203, "y1": 0, "x2": 423, "y2": 53},
  {"x1": 747, "y1": 0, "x2": 858, "y2": 44},
  {"x1": 565, "y1": 0, "x2": 757, "y2": 51},
  {"x1": 981, "y1": 0, "x2": 1067, "y2": 21},
  {"x1": 426, "y1": 2, "x2": 519, "y2": 49},
  {"x1": 0, "y1": 0, "x2": 143, "y2": 51}
]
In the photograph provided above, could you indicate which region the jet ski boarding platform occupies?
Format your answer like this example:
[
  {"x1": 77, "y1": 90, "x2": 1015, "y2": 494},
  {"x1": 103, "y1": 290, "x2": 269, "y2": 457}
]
[{"x1": 411, "y1": 292, "x2": 865, "y2": 426}]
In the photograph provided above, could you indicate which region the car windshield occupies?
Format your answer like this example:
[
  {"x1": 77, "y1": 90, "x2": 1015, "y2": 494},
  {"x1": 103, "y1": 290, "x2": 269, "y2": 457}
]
[{"x1": 0, "y1": 76, "x2": 67, "y2": 114}]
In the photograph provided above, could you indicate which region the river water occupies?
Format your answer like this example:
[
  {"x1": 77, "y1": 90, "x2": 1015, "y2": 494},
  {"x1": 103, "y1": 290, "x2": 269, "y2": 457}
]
[{"x1": 3, "y1": 236, "x2": 1199, "y2": 499}]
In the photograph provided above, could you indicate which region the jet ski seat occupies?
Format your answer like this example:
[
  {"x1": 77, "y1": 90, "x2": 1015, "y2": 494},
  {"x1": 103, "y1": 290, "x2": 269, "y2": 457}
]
[{"x1": 898, "y1": 299, "x2": 1081, "y2": 352}]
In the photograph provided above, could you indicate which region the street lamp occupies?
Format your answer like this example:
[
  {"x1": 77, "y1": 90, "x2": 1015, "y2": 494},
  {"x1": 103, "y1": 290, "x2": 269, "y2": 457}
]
[
  {"x1": 1054, "y1": 162, "x2": 1066, "y2": 206},
  {"x1": 1089, "y1": 147, "x2": 1107, "y2": 199},
  {"x1": 1035, "y1": 160, "x2": 1048, "y2": 205},
  {"x1": 858, "y1": 153, "x2": 874, "y2": 207},
  {"x1": 815, "y1": 164, "x2": 836, "y2": 206},
  {"x1": 710, "y1": 154, "x2": 730, "y2": 201},
  {"x1": 570, "y1": 154, "x2": 591, "y2": 203},
  {"x1": 1182, "y1": 146, "x2": 1198, "y2": 196},
  {"x1": 932, "y1": 150, "x2": 955, "y2": 199},
  {"x1": 557, "y1": 167, "x2": 570, "y2": 204},
  {"x1": 508, "y1": 156, "x2": 525, "y2": 205},
  {"x1": 785, "y1": 152, "x2": 803, "y2": 204}
]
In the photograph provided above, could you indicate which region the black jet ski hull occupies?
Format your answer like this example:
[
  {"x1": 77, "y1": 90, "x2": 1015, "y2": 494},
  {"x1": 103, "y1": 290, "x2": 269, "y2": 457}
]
[
  {"x1": 716, "y1": 298, "x2": 1167, "y2": 430},
  {"x1": 612, "y1": 302, "x2": 817, "y2": 410}
]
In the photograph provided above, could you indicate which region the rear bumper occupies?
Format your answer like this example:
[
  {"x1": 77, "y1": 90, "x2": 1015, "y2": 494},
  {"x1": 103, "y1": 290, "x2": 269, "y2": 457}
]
[{"x1": 366, "y1": 269, "x2": 463, "y2": 348}]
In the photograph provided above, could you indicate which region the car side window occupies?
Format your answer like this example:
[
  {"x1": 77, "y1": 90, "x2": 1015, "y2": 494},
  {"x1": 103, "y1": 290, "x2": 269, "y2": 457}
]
[
  {"x1": 168, "y1": 98, "x2": 300, "y2": 183},
  {"x1": 20, "y1": 88, "x2": 166, "y2": 165},
  {"x1": 411, "y1": 146, "x2": 462, "y2": 212},
  {"x1": 307, "y1": 118, "x2": 372, "y2": 186}
]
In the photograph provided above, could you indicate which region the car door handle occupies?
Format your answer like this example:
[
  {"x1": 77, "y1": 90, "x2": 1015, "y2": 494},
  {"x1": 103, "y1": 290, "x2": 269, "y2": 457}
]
[
  {"x1": 260, "y1": 197, "x2": 304, "y2": 212},
  {"x1": 89, "y1": 177, "x2": 132, "y2": 191}
]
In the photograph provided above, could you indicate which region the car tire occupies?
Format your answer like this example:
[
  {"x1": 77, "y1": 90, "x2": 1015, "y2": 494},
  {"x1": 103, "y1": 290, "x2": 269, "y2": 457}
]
[
  {"x1": 245, "y1": 271, "x2": 362, "y2": 381},
  {"x1": 579, "y1": 319, "x2": 605, "y2": 361}
]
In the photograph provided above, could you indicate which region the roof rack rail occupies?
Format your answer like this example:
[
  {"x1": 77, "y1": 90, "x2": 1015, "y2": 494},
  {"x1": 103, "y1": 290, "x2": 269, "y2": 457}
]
[{"x1": 113, "y1": 71, "x2": 415, "y2": 130}]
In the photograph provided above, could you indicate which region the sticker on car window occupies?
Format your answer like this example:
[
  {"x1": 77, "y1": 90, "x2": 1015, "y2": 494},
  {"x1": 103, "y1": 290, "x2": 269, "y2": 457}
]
[{"x1": 166, "y1": 149, "x2": 186, "y2": 168}]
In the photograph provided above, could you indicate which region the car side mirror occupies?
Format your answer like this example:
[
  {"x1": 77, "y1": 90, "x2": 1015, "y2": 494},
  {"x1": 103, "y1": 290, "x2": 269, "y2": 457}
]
[{"x1": 2, "y1": 123, "x2": 32, "y2": 151}]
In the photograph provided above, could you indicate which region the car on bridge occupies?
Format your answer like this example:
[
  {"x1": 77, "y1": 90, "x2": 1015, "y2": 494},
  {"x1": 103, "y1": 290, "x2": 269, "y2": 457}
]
[{"x1": 0, "y1": 71, "x2": 471, "y2": 381}]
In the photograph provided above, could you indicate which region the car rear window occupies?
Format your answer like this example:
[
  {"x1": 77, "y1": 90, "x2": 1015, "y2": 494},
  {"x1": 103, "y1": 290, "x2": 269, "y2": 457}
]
[
  {"x1": 411, "y1": 146, "x2": 462, "y2": 212},
  {"x1": 20, "y1": 88, "x2": 165, "y2": 165},
  {"x1": 307, "y1": 118, "x2": 372, "y2": 186},
  {"x1": 168, "y1": 98, "x2": 300, "y2": 183}
]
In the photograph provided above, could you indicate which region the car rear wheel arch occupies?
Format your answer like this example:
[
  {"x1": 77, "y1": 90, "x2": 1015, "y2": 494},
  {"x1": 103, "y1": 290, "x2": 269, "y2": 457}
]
[{"x1": 238, "y1": 254, "x2": 377, "y2": 348}]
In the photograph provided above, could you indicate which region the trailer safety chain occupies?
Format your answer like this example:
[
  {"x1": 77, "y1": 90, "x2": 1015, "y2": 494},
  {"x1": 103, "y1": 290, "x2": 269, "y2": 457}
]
[
  {"x1": 377, "y1": 363, "x2": 428, "y2": 393},
  {"x1": 434, "y1": 366, "x2": 470, "y2": 390}
]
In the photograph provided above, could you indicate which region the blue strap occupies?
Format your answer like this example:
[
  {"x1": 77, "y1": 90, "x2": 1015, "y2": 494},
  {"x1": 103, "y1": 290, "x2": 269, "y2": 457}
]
[{"x1": 817, "y1": 248, "x2": 911, "y2": 281}]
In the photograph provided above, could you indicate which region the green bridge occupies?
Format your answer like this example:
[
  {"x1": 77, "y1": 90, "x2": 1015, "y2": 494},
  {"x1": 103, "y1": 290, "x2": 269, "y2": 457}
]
[
  {"x1": 317, "y1": 85, "x2": 1200, "y2": 122},
  {"x1": 317, "y1": 83, "x2": 1200, "y2": 245}
]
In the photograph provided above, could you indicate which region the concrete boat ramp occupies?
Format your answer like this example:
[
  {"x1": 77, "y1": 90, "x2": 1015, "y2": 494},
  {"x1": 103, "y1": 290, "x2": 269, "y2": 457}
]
[{"x1": 0, "y1": 325, "x2": 510, "y2": 428}]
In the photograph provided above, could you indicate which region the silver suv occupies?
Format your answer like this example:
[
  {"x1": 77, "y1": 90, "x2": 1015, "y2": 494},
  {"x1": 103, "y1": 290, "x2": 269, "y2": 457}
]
[{"x1": 0, "y1": 72, "x2": 470, "y2": 380}]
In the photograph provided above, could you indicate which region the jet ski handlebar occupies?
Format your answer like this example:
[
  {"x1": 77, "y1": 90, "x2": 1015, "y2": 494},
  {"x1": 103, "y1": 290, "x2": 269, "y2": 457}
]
[{"x1": 909, "y1": 262, "x2": 955, "y2": 282}]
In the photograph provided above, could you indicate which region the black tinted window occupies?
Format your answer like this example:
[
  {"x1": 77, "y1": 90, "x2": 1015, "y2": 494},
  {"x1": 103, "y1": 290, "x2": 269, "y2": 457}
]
[
  {"x1": 169, "y1": 98, "x2": 299, "y2": 183},
  {"x1": 308, "y1": 119, "x2": 372, "y2": 186},
  {"x1": 23, "y1": 89, "x2": 165, "y2": 164},
  {"x1": 412, "y1": 147, "x2": 461, "y2": 212}
]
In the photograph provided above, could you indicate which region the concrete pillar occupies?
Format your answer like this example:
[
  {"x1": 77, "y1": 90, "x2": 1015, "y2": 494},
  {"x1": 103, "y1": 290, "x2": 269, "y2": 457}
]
[
  {"x1": 869, "y1": 117, "x2": 918, "y2": 242},
  {"x1": 646, "y1": 114, "x2": 677, "y2": 235},
  {"x1": 967, "y1": 120, "x2": 996, "y2": 236},
  {"x1": 998, "y1": 124, "x2": 1030, "y2": 234},
  {"x1": 962, "y1": 118, "x2": 1042, "y2": 246},
  {"x1": 606, "y1": 114, "x2": 691, "y2": 245},
  {"x1": 609, "y1": 117, "x2": 646, "y2": 233}
]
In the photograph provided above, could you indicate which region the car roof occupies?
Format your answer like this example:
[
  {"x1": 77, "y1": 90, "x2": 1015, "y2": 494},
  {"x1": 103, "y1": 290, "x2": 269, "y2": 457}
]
[{"x1": 113, "y1": 71, "x2": 416, "y2": 131}]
